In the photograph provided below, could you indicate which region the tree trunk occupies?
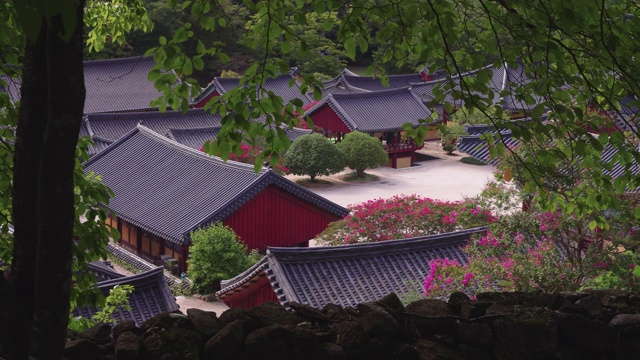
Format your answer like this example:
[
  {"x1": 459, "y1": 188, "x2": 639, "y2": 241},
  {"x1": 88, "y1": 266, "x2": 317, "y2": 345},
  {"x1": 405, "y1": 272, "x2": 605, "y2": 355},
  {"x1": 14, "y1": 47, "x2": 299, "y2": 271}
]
[
  {"x1": 3, "y1": 3, "x2": 85, "y2": 359},
  {"x1": 356, "y1": 168, "x2": 365, "y2": 178},
  {"x1": 7, "y1": 20, "x2": 48, "y2": 360}
]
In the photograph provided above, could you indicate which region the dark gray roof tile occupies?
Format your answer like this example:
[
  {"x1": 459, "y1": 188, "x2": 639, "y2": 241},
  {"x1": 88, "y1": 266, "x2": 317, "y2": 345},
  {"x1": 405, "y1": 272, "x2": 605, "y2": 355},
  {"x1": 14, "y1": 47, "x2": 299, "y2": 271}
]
[
  {"x1": 84, "y1": 109, "x2": 222, "y2": 142},
  {"x1": 303, "y1": 88, "x2": 435, "y2": 133},
  {"x1": 218, "y1": 228, "x2": 486, "y2": 309},
  {"x1": 83, "y1": 56, "x2": 164, "y2": 114},
  {"x1": 84, "y1": 126, "x2": 347, "y2": 245},
  {"x1": 73, "y1": 266, "x2": 178, "y2": 326},
  {"x1": 342, "y1": 74, "x2": 425, "y2": 91},
  {"x1": 197, "y1": 75, "x2": 314, "y2": 105}
]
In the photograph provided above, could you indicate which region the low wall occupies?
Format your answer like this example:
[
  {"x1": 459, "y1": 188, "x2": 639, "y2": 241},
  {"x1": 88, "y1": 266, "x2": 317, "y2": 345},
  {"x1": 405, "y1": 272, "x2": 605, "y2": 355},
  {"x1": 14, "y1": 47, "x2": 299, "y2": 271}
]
[{"x1": 65, "y1": 289, "x2": 640, "y2": 360}]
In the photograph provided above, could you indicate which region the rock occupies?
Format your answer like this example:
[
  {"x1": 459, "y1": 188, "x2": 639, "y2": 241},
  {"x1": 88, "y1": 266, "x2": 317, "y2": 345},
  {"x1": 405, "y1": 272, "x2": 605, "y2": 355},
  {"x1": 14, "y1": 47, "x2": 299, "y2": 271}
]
[
  {"x1": 140, "y1": 312, "x2": 193, "y2": 332},
  {"x1": 244, "y1": 324, "x2": 290, "y2": 360},
  {"x1": 334, "y1": 320, "x2": 368, "y2": 354},
  {"x1": 459, "y1": 322, "x2": 493, "y2": 349},
  {"x1": 447, "y1": 292, "x2": 470, "y2": 316},
  {"x1": 408, "y1": 314, "x2": 459, "y2": 339},
  {"x1": 141, "y1": 327, "x2": 201, "y2": 360},
  {"x1": 609, "y1": 314, "x2": 640, "y2": 334},
  {"x1": 186, "y1": 308, "x2": 221, "y2": 340},
  {"x1": 557, "y1": 313, "x2": 619, "y2": 359},
  {"x1": 413, "y1": 339, "x2": 464, "y2": 360},
  {"x1": 375, "y1": 293, "x2": 406, "y2": 314},
  {"x1": 82, "y1": 322, "x2": 112, "y2": 345},
  {"x1": 560, "y1": 291, "x2": 590, "y2": 304},
  {"x1": 356, "y1": 302, "x2": 389, "y2": 316},
  {"x1": 310, "y1": 342, "x2": 345, "y2": 360},
  {"x1": 204, "y1": 320, "x2": 245, "y2": 360},
  {"x1": 290, "y1": 326, "x2": 320, "y2": 359},
  {"x1": 491, "y1": 307, "x2": 557, "y2": 360},
  {"x1": 218, "y1": 307, "x2": 250, "y2": 326},
  {"x1": 246, "y1": 301, "x2": 303, "y2": 327},
  {"x1": 114, "y1": 331, "x2": 141, "y2": 360},
  {"x1": 64, "y1": 339, "x2": 102, "y2": 360},
  {"x1": 406, "y1": 299, "x2": 453, "y2": 317},
  {"x1": 322, "y1": 303, "x2": 351, "y2": 322},
  {"x1": 112, "y1": 320, "x2": 140, "y2": 340},
  {"x1": 289, "y1": 302, "x2": 330, "y2": 324},
  {"x1": 358, "y1": 310, "x2": 400, "y2": 338},
  {"x1": 476, "y1": 291, "x2": 550, "y2": 307},
  {"x1": 575, "y1": 295, "x2": 602, "y2": 318},
  {"x1": 460, "y1": 301, "x2": 491, "y2": 319}
]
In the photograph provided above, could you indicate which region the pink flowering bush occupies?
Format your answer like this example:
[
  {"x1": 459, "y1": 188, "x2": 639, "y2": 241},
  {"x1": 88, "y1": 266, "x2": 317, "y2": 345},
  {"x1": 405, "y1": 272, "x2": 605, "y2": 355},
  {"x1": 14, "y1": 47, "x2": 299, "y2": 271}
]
[
  {"x1": 424, "y1": 229, "x2": 612, "y2": 299},
  {"x1": 317, "y1": 194, "x2": 497, "y2": 245},
  {"x1": 422, "y1": 203, "x2": 640, "y2": 298}
]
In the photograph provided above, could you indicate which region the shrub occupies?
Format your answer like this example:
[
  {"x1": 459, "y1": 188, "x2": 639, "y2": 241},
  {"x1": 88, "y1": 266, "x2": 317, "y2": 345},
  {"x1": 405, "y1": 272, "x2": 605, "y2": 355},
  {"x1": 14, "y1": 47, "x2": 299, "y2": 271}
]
[
  {"x1": 423, "y1": 203, "x2": 640, "y2": 299},
  {"x1": 437, "y1": 122, "x2": 466, "y2": 148},
  {"x1": 443, "y1": 144, "x2": 456, "y2": 154},
  {"x1": 317, "y1": 194, "x2": 497, "y2": 246},
  {"x1": 460, "y1": 156, "x2": 487, "y2": 165},
  {"x1": 187, "y1": 223, "x2": 256, "y2": 293},
  {"x1": 284, "y1": 133, "x2": 345, "y2": 182},
  {"x1": 336, "y1": 131, "x2": 388, "y2": 177}
]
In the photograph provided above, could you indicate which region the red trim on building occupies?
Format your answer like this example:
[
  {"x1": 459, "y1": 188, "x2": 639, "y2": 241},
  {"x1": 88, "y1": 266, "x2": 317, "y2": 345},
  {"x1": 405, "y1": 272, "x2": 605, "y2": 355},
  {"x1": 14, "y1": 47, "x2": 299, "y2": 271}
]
[
  {"x1": 223, "y1": 185, "x2": 342, "y2": 251},
  {"x1": 193, "y1": 90, "x2": 220, "y2": 108},
  {"x1": 308, "y1": 104, "x2": 352, "y2": 134},
  {"x1": 220, "y1": 276, "x2": 278, "y2": 310}
]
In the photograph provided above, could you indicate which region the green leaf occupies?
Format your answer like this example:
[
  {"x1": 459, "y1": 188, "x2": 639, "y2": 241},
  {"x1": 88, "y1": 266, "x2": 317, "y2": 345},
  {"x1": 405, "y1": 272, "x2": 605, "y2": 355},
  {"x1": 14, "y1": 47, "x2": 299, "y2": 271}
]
[{"x1": 344, "y1": 37, "x2": 356, "y2": 61}]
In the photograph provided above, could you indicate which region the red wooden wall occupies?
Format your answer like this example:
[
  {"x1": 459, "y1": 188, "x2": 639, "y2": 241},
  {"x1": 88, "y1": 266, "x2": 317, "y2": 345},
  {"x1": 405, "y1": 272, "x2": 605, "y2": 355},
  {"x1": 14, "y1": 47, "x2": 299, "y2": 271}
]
[
  {"x1": 193, "y1": 89, "x2": 220, "y2": 108},
  {"x1": 309, "y1": 104, "x2": 351, "y2": 133},
  {"x1": 221, "y1": 276, "x2": 279, "y2": 310},
  {"x1": 223, "y1": 184, "x2": 341, "y2": 250}
]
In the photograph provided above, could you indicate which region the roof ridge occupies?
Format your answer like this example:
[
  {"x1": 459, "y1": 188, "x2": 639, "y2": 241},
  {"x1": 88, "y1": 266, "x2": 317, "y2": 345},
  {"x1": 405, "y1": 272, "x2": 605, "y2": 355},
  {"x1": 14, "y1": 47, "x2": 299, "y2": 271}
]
[
  {"x1": 166, "y1": 126, "x2": 222, "y2": 134},
  {"x1": 83, "y1": 55, "x2": 152, "y2": 66},
  {"x1": 136, "y1": 125, "x2": 268, "y2": 172},
  {"x1": 329, "y1": 87, "x2": 412, "y2": 99},
  {"x1": 267, "y1": 227, "x2": 486, "y2": 259},
  {"x1": 409, "y1": 64, "x2": 496, "y2": 87},
  {"x1": 86, "y1": 108, "x2": 208, "y2": 120}
]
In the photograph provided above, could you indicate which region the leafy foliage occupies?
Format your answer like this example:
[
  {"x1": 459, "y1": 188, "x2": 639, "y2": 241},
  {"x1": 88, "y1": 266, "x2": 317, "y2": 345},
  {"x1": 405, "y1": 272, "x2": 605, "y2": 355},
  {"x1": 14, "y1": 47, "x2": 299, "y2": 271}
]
[
  {"x1": 317, "y1": 194, "x2": 497, "y2": 246},
  {"x1": 187, "y1": 223, "x2": 257, "y2": 293},
  {"x1": 91, "y1": 284, "x2": 134, "y2": 325},
  {"x1": 425, "y1": 185, "x2": 640, "y2": 298},
  {"x1": 437, "y1": 123, "x2": 466, "y2": 149},
  {"x1": 284, "y1": 133, "x2": 345, "y2": 181},
  {"x1": 336, "y1": 131, "x2": 388, "y2": 177}
]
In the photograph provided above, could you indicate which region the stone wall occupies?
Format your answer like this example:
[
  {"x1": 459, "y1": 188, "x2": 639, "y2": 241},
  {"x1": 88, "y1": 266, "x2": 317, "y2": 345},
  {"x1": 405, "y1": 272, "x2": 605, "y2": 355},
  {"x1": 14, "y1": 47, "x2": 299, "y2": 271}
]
[{"x1": 66, "y1": 290, "x2": 640, "y2": 360}]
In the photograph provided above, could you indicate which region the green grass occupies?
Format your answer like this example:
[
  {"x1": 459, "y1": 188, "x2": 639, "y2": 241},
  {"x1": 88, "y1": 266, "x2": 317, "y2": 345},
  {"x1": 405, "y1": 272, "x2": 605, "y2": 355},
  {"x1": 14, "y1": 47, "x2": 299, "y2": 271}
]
[
  {"x1": 460, "y1": 156, "x2": 488, "y2": 166},
  {"x1": 340, "y1": 172, "x2": 379, "y2": 183}
]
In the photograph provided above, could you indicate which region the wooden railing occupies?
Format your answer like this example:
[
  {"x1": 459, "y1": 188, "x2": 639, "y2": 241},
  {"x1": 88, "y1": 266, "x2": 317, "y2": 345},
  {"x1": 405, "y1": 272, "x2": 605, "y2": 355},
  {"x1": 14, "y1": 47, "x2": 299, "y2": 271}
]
[{"x1": 382, "y1": 140, "x2": 424, "y2": 154}]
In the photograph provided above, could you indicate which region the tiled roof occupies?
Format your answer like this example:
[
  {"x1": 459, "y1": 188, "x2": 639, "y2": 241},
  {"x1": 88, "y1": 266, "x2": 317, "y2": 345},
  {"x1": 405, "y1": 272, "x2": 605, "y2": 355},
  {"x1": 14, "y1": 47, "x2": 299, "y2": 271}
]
[
  {"x1": 457, "y1": 131, "x2": 520, "y2": 166},
  {"x1": 84, "y1": 126, "x2": 347, "y2": 245},
  {"x1": 84, "y1": 109, "x2": 222, "y2": 142},
  {"x1": 410, "y1": 65, "x2": 507, "y2": 111},
  {"x1": 168, "y1": 126, "x2": 312, "y2": 150},
  {"x1": 166, "y1": 126, "x2": 222, "y2": 149},
  {"x1": 83, "y1": 56, "x2": 165, "y2": 114},
  {"x1": 73, "y1": 266, "x2": 178, "y2": 326},
  {"x1": 3, "y1": 57, "x2": 166, "y2": 113},
  {"x1": 0, "y1": 75, "x2": 21, "y2": 103},
  {"x1": 218, "y1": 228, "x2": 486, "y2": 309},
  {"x1": 341, "y1": 73, "x2": 426, "y2": 92},
  {"x1": 457, "y1": 123, "x2": 640, "y2": 186},
  {"x1": 197, "y1": 74, "x2": 314, "y2": 105},
  {"x1": 303, "y1": 88, "x2": 436, "y2": 133}
]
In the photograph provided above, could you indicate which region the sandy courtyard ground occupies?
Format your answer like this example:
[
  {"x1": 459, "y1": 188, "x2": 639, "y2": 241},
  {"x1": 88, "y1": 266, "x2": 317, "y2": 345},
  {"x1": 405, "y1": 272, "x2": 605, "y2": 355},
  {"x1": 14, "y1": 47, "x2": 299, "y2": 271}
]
[{"x1": 286, "y1": 143, "x2": 497, "y2": 207}]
